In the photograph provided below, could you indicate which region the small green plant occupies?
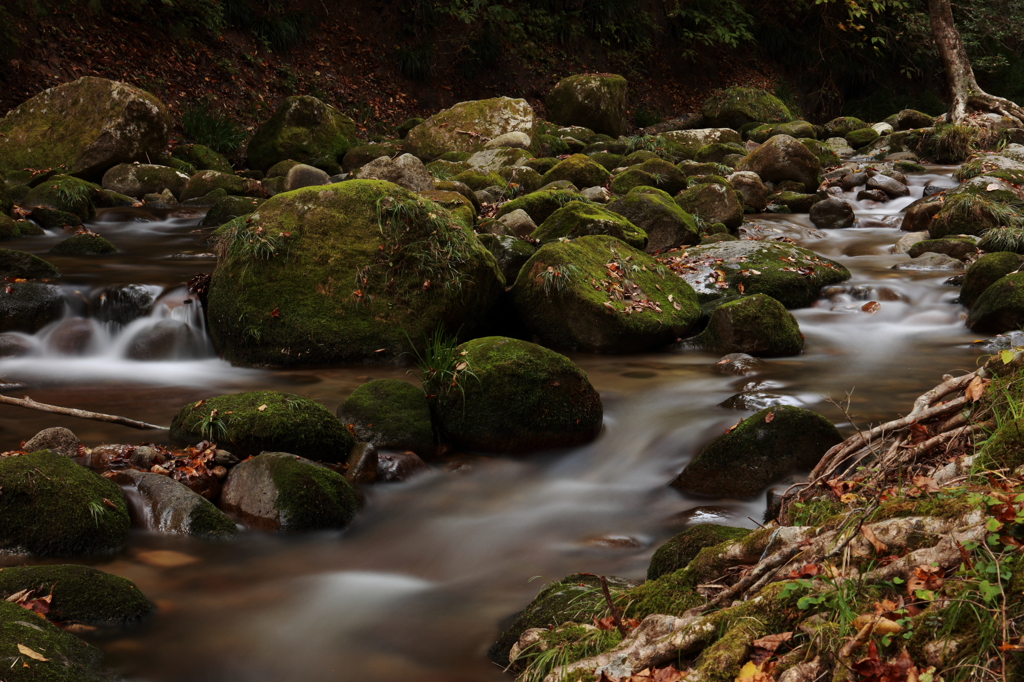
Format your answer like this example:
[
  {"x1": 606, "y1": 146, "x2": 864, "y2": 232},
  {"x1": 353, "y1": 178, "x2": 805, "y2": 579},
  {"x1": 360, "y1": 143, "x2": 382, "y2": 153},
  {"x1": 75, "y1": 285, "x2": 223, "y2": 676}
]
[
  {"x1": 515, "y1": 626, "x2": 620, "y2": 682},
  {"x1": 195, "y1": 408, "x2": 228, "y2": 441},
  {"x1": 624, "y1": 134, "x2": 658, "y2": 153},
  {"x1": 86, "y1": 500, "x2": 107, "y2": 527},
  {"x1": 218, "y1": 221, "x2": 291, "y2": 278},
  {"x1": 537, "y1": 263, "x2": 580, "y2": 297},
  {"x1": 397, "y1": 43, "x2": 433, "y2": 81},
  {"x1": 921, "y1": 124, "x2": 999, "y2": 164},
  {"x1": 632, "y1": 106, "x2": 662, "y2": 129},
  {"x1": 979, "y1": 227, "x2": 1024, "y2": 254},
  {"x1": 407, "y1": 326, "x2": 476, "y2": 400},
  {"x1": 181, "y1": 98, "x2": 248, "y2": 155},
  {"x1": 55, "y1": 184, "x2": 92, "y2": 215}
]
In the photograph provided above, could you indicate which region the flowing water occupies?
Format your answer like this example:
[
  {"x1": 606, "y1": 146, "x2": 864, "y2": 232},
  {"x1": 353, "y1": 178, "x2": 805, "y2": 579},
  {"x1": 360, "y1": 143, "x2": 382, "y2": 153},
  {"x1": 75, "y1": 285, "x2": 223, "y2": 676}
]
[{"x1": 0, "y1": 170, "x2": 990, "y2": 681}]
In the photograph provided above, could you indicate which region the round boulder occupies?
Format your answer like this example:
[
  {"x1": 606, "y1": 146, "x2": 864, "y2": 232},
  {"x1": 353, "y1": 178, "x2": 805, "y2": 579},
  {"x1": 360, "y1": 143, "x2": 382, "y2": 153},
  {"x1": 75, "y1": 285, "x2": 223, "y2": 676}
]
[
  {"x1": 0, "y1": 282, "x2": 65, "y2": 333},
  {"x1": 531, "y1": 201, "x2": 646, "y2": 249},
  {"x1": 701, "y1": 87, "x2": 792, "y2": 129},
  {"x1": 809, "y1": 197, "x2": 856, "y2": 229},
  {"x1": 545, "y1": 74, "x2": 628, "y2": 138},
  {"x1": 606, "y1": 187, "x2": 700, "y2": 253},
  {"x1": 433, "y1": 336, "x2": 603, "y2": 453},
  {"x1": 354, "y1": 153, "x2": 434, "y2": 192},
  {"x1": 966, "y1": 272, "x2": 1024, "y2": 333},
  {"x1": 674, "y1": 182, "x2": 744, "y2": 229},
  {"x1": 961, "y1": 252, "x2": 1024, "y2": 308},
  {"x1": 101, "y1": 164, "x2": 190, "y2": 199},
  {"x1": 23, "y1": 427, "x2": 81, "y2": 458},
  {"x1": 647, "y1": 524, "x2": 752, "y2": 580},
  {"x1": 689, "y1": 294, "x2": 803, "y2": 357},
  {"x1": 246, "y1": 95, "x2": 358, "y2": 173},
  {"x1": 337, "y1": 379, "x2": 435, "y2": 458},
  {"x1": 540, "y1": 154, "x2": 611, "y2": 189},
  {"x1": 736, "y1": 134, "x2": 822, "y2": 192},
  {"x1": 119, "y1": 469, "x2": 237, "y2": 538},
  {"x1": 0, "y1": 600, "x2": 106, "y2": 681},
  {"x1": 405, "y1": 97, "x2": 535, "y2": 161}
]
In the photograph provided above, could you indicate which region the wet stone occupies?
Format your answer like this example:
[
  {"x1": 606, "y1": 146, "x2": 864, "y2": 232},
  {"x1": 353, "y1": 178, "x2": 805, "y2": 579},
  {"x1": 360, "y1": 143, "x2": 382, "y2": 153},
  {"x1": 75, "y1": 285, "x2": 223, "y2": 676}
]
[
  {"x1": 23, "y1": 427, "x2": 81, "y2": 458},
  {"x1": 712, "y1": 353, "x2": 765, "y2": 376},
  {"x1": 377, "y1": 451, "x2": 430, "y2": 482}
]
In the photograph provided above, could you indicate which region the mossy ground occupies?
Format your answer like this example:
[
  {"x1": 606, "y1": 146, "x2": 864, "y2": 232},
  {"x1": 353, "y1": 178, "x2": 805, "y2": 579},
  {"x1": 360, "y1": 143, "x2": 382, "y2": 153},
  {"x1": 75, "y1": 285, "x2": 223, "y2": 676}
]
[
  {"x1": 0, "y1": 565, "x2": 154, "y2": 627},
  {"x1": 169, "y1": 390, "x2": 353, "y2": 462},
  {"x1": 0, "y1": 600, "x2": 106, "y2": 682}
]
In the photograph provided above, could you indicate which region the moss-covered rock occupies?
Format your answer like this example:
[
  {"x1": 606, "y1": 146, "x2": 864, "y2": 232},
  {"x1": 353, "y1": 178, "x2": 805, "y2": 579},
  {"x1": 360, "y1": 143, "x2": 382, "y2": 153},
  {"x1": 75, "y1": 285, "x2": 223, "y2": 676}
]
[
  {"x1": 171, "y1": 143, "x2": 233, "y2": 173},
  {"x1": 477, "y1": 232, "x2": 535, "y2": 284},
  {"x1": 846, "y1": 127, "x2": 880, "y2": 149},
  {"x1": 907, "y1": 237, "x2": 978, "y2": 261},
  {"x1": 809, "y1": 196, "x2": 855, "y2": 229},
  {"x1": 101, "y1": 163, "x2": 190, "y2": 199},
  {"x1": 748, "y1": 120, "x2": 816, "y2": 143},
  {"x1": 531, "y1": 201, "x2": 646, "y2": 249},
  {"x1": 0, "y1": 214, "x2": 44, "y2": 239},
  {"x1": 21, "y1": 175, "x2": 99, "y2": 221},
  {"x1": 466, "y1": 147, "x2": 534, "y2": 173},
  {"x1": 631, "y1": 158, "x2": 688, "y2": 195},
  {"x1": 588, "y1": 151, "x2": 625, "y2": 173},
  {"x1": 0, "y1": 282, "x2": 64, "y2": 333},
  {"x1": 495, "y1": 188, "x2": 581, "y2": 225},
  {"x1": 800, "y1": 138, "x2": 842, "y2": 168},
  {"x1": 220, "y1": 451, "x2": 357, "y2": 531},
  {"x1": 540, "y1": 154, "x2": 610, "y2": 189},
  {"x1": 337, "y1": 379, "x2": 435, "y2": 457},
  {"x1": 200, "y1": 194, "x2": 266, "y2": 227},
  {"x1": 170, "y1": 390, "x2": 353, "y2": 462},
  {"x1": 50, "y1": 232, "x2": 116, "y2": 255},
  {"x1": 736, "y1": 134, "x2": 822, "y2": 192},
  {"x1": 120, "y1": 469, "x2": 237, "y2": 538},
  {"x1": 823, "y1": 116, "x2": 870, "y2": 137},
  {"x1": 246, "y1": 95, "x2": 357, "y2": 173},
  {"x1": 405, "y1": 97, "x2": 535, "y2": 161},
  {"x1": 769, "y1": 190, "x2": 823, "y2": 213},
  {"x1": 929, "y1": 192, "x2": 1021, "y2": 239},
  {"x1": 0, "y1": 565, "x2": 154, "y2": 627},
  {"x1": 0, "y1": 450, "x2": 129, "y2": 555},
  {"x1": 510, "y1": 235, "x2": 700, "y2": 352},
  {"x1": 545, "y1": 74, "x2": 628, "y2": 138},
  {"x1": 206, "y1": 181, "x2": 503, "y2": 366},
  {"x1": 341, "y1": 142, "x2": 401, "y2": 173},
  {"x1": 0, "y1": 76, "x2": 171, "y2": 181},
  {"x1": 453, "y1": 169, "x2": 505, "y2": 192},
  {"x1": 0, "y1": 600, "x2": 107, "y2": 681},
  {"x1": 606, "y1": 187, "x2": 700, "y2": 253},
  {"x1": 179, "y1": 170, "x2": 263, "y2": 202},
  {"x1": 966, "y1": 272, "x2": 1024, "y2": 332},
  {"x1": 657, "y1": 239, "x2": 850, "y2": 308},
  {"x1": 689, "y1": 294, "x2": 803, "y2": 357},
  {"x1": 433, "y1": 336, "x2": 603, "y2": 452},
  {"x1": 674, "y1": 182, "x2": 744, "y2": 229},
  {"x1": 702, "y1": 87, "x2": 792, "y2": 129},
  {"x1": 694, "y1": 142, "x2": 747, "y2": 165},
  {"x1": 961, "y1": 252, "x2": 1024, "y2": 308},
  {"x1": 0, "y1": 249, "x2": 59, "y2": 279},
  {"x1": 672, "y1": 406, "x2": 842, "y2": 498},
  {"x1": 647, "y1": 524, "x2": 752, "y2": 581}
]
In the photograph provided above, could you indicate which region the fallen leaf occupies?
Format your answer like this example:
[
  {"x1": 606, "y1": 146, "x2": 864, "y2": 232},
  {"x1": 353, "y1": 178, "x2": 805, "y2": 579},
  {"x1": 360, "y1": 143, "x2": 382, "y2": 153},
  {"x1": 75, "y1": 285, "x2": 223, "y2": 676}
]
[
  {"x1": 764, "y1": 411, "x2": 775, "y2": 423},
  {"x1": 911, "y1": 475, "x2": 940, "y2": 494},
  {"x1": 862, "y1": 525, "x2": 888, "y2": 555},
  {"x1": 965, "y1": 376, "x2": 987, "y2": 402},
  {"x1": 751, "y1": 632, "x2": 792, "y2": 651},
  {"x1": 17, "y1": 644, "x2": 47, "y2": 661},
  {"x1": 257, "y1": 404, "x2": 268, "y2": 411},
  {"x1": 852, "y1": 614, "x2": 903, "y2": 634},
  {"x1": 861, "y1": 301, "x2": 881, "y2": 314},
  {"x1": 101, "y1": 498, "x2": 117, "y2": 508}
]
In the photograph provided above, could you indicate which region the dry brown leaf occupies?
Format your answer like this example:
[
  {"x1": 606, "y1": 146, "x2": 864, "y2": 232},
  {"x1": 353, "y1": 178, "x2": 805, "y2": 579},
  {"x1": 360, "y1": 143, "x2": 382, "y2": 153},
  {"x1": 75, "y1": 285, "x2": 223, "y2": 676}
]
[
  {"x1": 852, "y1": 614, "x2": 903, "y2": 634},
  {"x1": 17, "y1": 644, "x2": 47, "y2": 661},
  {"x1": 965, "y1": 376, "x2": 987, "y2": 403},
  {"x1": 861, "y1": 301, "x2": 881, "y2": 314},
  {"x1": 861, "y1": 525, "x2": 888, "y2": 555},
  {"x1": 257, "y1": 404, "x2": 268, "y2": 412},
  {"x1": 751, "y1": 632, "x2": 792, "y2": 651},
  {"x1": 765, "y1": 411, "x2": 775, "y2": 423},
  {"x1": 911, "y1": 475, "x2": 940, "y2": 494}
]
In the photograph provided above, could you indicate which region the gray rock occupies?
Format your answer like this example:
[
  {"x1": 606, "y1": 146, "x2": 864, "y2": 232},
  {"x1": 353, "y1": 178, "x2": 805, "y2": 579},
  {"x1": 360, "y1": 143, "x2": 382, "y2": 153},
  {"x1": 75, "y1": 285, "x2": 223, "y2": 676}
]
[
  {"x1": 284, "y1": 163, "x2": 330, "y2": 191},
  {"x1": 121, "y1": 469, "x2": 236, "y2": 537},
  {"x1": 867, "y1": 173, "x2": 910, "y2": 198},
  {"x1": 712, "y1": 353, "x2": 764, "y2": 375},
  {"x1": 484, "y1": 132, "x2": 532, "y2": 150},
  {"x1": 125, "y1": 318, "x2": 205, "y2": 360},
  {"x1": 891, "y1": 253, "x2": 963, "y2": 271},
  {"x1": 857, "y1": 189, "x2": 890, "y2": 203},
  {"x1": 580, "y1": 186, "x2": 610, "y2": 203},
  {"x1": 129, "y1": 445, "x2": 165, "y2": 469},
  {"x1": 46, "y1": 318, "x2": 94, "y2": 355},
  {"x1": 840, "y1": 171, "x2": 867, "y2": 191},
  {"x1": 354, "y1": 153, "x2": 434, "y2": 192},
  {"x1": 101, "y1": 163, "x2": 190, "y2": 199},
  {"x1": 825, "y1": 137, "x2": 855, "y2": 156},
  {"x1": 727, "y1": 171, "x2": 768, "y2": 212},
  {"x1": 0, "y1": 333, "x2": 32, "y2": 357},
  {"x1": 809, "y1": 197, "x2": 856, "y2": 229},
  {"x1": 497, "y1": 208, "x2": 537, "y2": 239},
  {"x1": 24, "y1": 427, "x2": 80, "y2": 458},
  {"x1": 892, "y1": 231, "x2": 930, "y2": 254},
  {"x1": 0, "y1": 282, "x2": 65, "y2": 333},
  {"x1": 377, "y1": 451, "x2": 430, "y2": 482},
  {"x1": 736, "y1": 134, "x2": 822, "y2": 192}
]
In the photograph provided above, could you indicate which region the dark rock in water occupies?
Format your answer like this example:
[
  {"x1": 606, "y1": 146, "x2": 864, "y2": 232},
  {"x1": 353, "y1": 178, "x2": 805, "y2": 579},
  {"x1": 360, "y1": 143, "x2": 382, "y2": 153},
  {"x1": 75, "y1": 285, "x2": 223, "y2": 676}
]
[
  {"x1": 961, "y1": 252, "x2": 1024, "y2": 309},
  {"x1": 840, "y1": 171, "x2": 867, "y2": 191},
  {"x1": 29, "y1": 205, "x2": 83, "y2": 230},
  {"x1": 170, "y1": 390, "x2": 353, "y2": 462},
  {"x1": 809, "y1": 196, "x2": 855, "y2": 229},
  {"x1": 120, "y1": 469, "x2": 236, "y2": 538},
  {"x1": 647, "y1": 524, "x2": 751, "y2": 581},
  {"x1": 0, "y1": 564, "x2": 154, "y2": 628},
  {"x1": 0, "y1": 248, "x2": 60, "y2": 280},
  {"x1": 907, "y1": 237, "x2": 978, "y2": 262},
  {"x1": 345, "y1": 442, "x2": 378, "y2": 486},
  {"x1": 220, "y1": 451, "x2": 357, "y2": 531},
  {"x1": 712, "y1": 353, "x2": 764, "y2": 376},
  {"x1": 0, "y1": 449, "x2": 130, "y2": 555},
  {"x1": 967, "y1": 272, "x2": 1024, "y2": 333},
  {"x1": 671, "y1": 405, "x2": 842, "y2": 498},
  {"x1": 866, "y1": 173, "x2": 910, "y2": 198},
  {"x1": 857, "y1": 189, "x2": 890, "y2": 203},
  {"x1": 47, "y1": 318, "x2": 94, "y2": 355},
  {"x1": 337, "y1": 379, "x2": 435, "y2": 458},
  {"x1": 101, "y1": 163, "x2": 190, "y2": 199},
  {"x1": 0, "y1": 332, "x2": 33, "y2": 357},
  {"x1": 0, "y1": 282, "x2": 65, "y2": 333},
  {"x1": 129, "y1": 444, "x2": 166, "y2": 469},
  {"x1": 891, "y1": 253, "x2": 963, "y2": 271},
  {"x1": 90, "y1": 283, "x2": 155, "y2": 325},
  {"x1": 719, "y1": 388, "x2": 796, "y2": 411},
  {"x1": 377, "y1": 451, "x2": 430, "y2": 482},
  {"x1": 434, "y1": 336, "x2": 603, "y2": 453},
  {"x1": 24, "y1": 427, "x2": 81, "y2": 458},
  {"x1": 688, "y1": 294, "x2": 803, "y2": 357},
  {"x1": 125, "y1": 319, "x2": 202, "y2": 360}
]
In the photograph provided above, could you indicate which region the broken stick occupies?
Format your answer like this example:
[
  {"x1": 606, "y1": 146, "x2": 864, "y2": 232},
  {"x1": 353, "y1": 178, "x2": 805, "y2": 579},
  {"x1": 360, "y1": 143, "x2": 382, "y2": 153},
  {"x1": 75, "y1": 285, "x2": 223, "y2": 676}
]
[{"x1": 0, "y1": 394, "x2": 169, "y2": 431}]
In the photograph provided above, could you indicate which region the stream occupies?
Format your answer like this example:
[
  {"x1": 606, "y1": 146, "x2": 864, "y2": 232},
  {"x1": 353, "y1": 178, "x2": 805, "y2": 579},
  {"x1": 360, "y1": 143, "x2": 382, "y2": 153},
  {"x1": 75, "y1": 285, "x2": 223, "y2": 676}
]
[{"x1": 0, "y1": 169, "x2": 990, "y2": 681}]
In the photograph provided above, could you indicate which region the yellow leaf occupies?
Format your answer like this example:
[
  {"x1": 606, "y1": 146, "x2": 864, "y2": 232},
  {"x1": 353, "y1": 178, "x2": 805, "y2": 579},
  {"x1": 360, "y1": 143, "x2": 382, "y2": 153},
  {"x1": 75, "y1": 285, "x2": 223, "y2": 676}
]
[
  {"x1": 257, "y1": 404, "x2": 268, "y2": 412},
  {"x1": 736, "y1": 661, "x2": 761, "y2": 681},
  {"x1": 17, "y1": 644, "x2": 47, "y2": 661},
  {"x1": 852, "y1": 614, "x2": 902, "y2": 634}
]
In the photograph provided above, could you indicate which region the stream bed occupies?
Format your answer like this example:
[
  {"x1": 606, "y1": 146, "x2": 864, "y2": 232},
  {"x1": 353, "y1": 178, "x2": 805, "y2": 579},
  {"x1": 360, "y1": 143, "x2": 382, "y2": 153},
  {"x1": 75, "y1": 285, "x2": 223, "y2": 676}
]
[{"x1": 0, "y1": 169, "x2": 990, "y2": 681}]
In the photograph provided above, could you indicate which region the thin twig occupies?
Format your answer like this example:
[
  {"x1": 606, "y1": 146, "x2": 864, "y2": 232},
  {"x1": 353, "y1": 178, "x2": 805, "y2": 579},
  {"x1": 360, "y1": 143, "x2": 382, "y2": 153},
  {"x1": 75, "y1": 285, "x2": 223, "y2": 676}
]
[{"x1": 0, "y1": 394, "x2": 168, "y2": 431}]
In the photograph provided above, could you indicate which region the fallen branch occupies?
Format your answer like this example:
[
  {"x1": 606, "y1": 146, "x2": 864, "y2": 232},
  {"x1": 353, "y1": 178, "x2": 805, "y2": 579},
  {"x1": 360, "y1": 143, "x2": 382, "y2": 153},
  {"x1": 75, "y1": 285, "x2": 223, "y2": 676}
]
[{"x1": 0, "y1": 394, "x2": 169, "y2": 431}]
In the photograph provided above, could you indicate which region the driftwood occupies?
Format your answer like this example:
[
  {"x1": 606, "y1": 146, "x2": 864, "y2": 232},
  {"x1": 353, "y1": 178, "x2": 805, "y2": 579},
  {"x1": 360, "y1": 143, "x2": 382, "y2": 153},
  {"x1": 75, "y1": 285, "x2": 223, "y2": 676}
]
[{"x1": 0, "y1": 394, "x2": 169, "y2": 431}]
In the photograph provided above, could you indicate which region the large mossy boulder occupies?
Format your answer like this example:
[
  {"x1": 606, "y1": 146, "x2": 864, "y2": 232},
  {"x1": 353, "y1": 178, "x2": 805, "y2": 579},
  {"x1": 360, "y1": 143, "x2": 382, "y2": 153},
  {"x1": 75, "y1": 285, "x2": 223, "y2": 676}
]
[
  {"x1": 0, "y1": 249, "x2": 60, "y2": 279},
  {"x1": 960, "y1": 252, "x2": 1024, "y2": 308},
  {"x1": 689, "y1": 294, "x2": 803, "y2": 357},
  {"x1": 0, "y1": 450, "x2": 129, "y2": 556},
  {"x1": 337, "y1": 379, "x2": 435, "y2": 457},
  {"x1": 170, "y1": 390, "x2": 353, "y2": 462},
  {"x1": 433, "y1": 336, "x2": 603, "y2": 453},
  {"x1": 0, "y1": 600, "x2": 107, "y2": 682},
  {"x1": 929, "y1": 192, "x2": 1020, "y2": 239},
  {"x1": 0, "y1": 565, "x2": 154, "y2": 627},
  {"x1": 658, "y1": 129, "x2": 742, "y2": 160},
  {"x1": 171, "y1": 143, "x2": 233, "y2": 173},
  {"x1": 0, "y1": 77, "x2": 171, "y2": 181},
  {"x1": 101, "y1": 163, "x2": 190, "y2": 199},
  {"x1": 119, "y1": 469, "x2": 237, "y2": 538},
  {"x1": 405, "y1": 97, "x2": 535, "y2": 161},
  {"x1": 540, "y1": 153, "x2": 610, "y2": 188},
  {"x1": 220, "y1": 451, "x2": 357, "y2": 531},
  {"x1": 495, "y1": 189, "x2": 581, "y2": 225},
  {"x1": 510, "y1": 235, "x2": 700, "y2": 352},
  {"x1": 647, "y1": 524, "x2": 752, "y2": 580},
  {"x1": 822, "y1": 116, "x2": 870, "y2": 137},
  {"x1": 606, "y1": 187, "x2": 700, "y2": 253},
  {"x1": 672, "y1": 406, "x2": 842, "y2": 498},
  {"x1": 658, "y1": 239, "x2": 849, "y2": 308},
  {"x1": 702, "y1": 87, "x2": 792, "y2": 129},
  {"x1": 201, "y1": 194, "x2": 266, "y2": 227},
  {"x1": 21, "y1": 175, "x2": 99, "y2": 221},
  {"x1": 246, "y1": 95, "x2": 358, "y2": 173},
  {"x1": 966, "y1": 272, "x2": 1024, "y2": 333},
  {"x1": 545, "y1": 74, "x2": 628, "y2": 138},
  {"x1": 179, "y1": 170, "x2": 263, "y2": 202},
  {"x1": 674, "y1": 181, "x2": 744, "y2": 229},
  {"x1": 206, "y1": 181, "x2": 503, "y2": 366},
  {"x1": 736, "y1": 134, "x2": 822, "y2": 192},
  {"x1": 532, "y1": 201, "x2": 647, "y2": 249}
]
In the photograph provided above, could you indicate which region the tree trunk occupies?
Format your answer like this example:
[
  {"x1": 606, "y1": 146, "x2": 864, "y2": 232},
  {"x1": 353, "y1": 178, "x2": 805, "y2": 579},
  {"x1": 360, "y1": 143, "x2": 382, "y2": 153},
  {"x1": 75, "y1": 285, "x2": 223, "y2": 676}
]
[{"x1": 928, "y1": 0, "x2": 1024, "y2": 124}]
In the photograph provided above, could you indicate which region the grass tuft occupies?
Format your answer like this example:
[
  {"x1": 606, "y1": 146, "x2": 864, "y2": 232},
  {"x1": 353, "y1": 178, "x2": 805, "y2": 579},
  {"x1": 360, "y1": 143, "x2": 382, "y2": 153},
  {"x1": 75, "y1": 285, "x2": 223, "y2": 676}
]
[{"x1": 182, "y1": 98, "x2": 248, "y2": 155}]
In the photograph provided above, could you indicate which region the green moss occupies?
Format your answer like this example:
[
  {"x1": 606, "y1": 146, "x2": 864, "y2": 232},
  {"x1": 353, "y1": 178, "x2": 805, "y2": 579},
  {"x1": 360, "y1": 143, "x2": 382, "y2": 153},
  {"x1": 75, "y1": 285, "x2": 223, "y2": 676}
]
[
  {"x1": 172, "y1": 143, "x2": 233, "y2": 173},
  {"x1": 800, "y1": 138, "x2": 842, "y2": 168},
  {"x1": 605, "y1": 187, "x2": 700, "y2": 252},
  {"x1": 690, "y1": 293, "x2": 804, "y2": 357},
  {"x1": 675, "y1": 182, "x2": 744, "y2": 229},
  {"x1": 678, "y1": 161, "x2": 733, "y2": 178},
  {"x1": 845, "y1": 127, "x2": 881, "y2": 149},
  {"x1": 50, "y1": 233, "x2": 116, "y2": 255},
  {"x1": 541, "y1": 154, "x2": 610, "y2": 189},
  {"x1": 786, "y1": 497, "x2": 845, "y2": 527},
  {"x1": 169, "y1": 390, "x2": 353, "y2": 462},
  {"x1": 433, "y1": 336, "x2": 603, "y2": 453},
  {"x1": 206, "y1": 181, "x2": 503, "y2": 366},
  {"x1": 477, "y1": 233, "x2": 535, "y2": 284},
  {"x1": 895, "y1": 161, "x2": 927, "y2": 173},
  {"x1": 453, "y1": 169, "x2": 505, "y2": 191},
  {"x1": 21, "y1": 175, "x2": 99, "y2": 221},
  {"x1": 907, "y1": 237, "x2": 977, "y2": 260},
  {"x1": 961, "y1": 252, "x2": 1024, "y2": 308},
  {"x1": 0, "y1": 450, "x2": 129, "y2": 556},
  {"x1": 770, "y1": 190, "x2": 822, "y2": 213},
  {"x1": 0, "y1": 600, "x2": 106, "y2": 682},
  {"x1": 647, "y1": 524, "x2": 752, "y2": 580},
  {"x1": 201, "y1": 195, "x2": 265, "y2": 228},
  {"x1": 180, "y1": 170, "x2": 260, "y2": 202},
  {"x1": 823, "y1": 116, "x2": 870, "y2": 137},
  {"x1": 266, "y1": 452, "x2": 357, "y2": 531},
  {"x1": 497, "y1": 165, "x2": 543, "y2": 194},
  {"x1": 531, "y1": 201, "x2": 647, "y2": 249},
  {"x1": 702, "y1": 87, "x2": 793, "y2": 128},
  {"x1": 246, "y1": 95, "x2": 357, "y2": 173},
  {"x1": 588, "y1": 151, "x2": 625, "y2": 173},
  {"x1": 438, "y1": 151, "x2": 473, "y2": 162},
  {"x1": 337, "y1": 378, "x2": 434, "y2": 456},
  {"x1": 405, "y1": 97, "x2": 535, "y2": 160},
  {"x1": 868, "y1": 493, "x2": 981, "y2": 524},
  {"x1": 694, "y1": 142, "x2": 747, "y2": 164},
  {"x1": 966, "y1": 272, "x2": 1024, "y2": 333},
  {"x1": 187, "y1": 499, "x2": 239, "y2": 538},
  {"x1": 0, "y1": 214, "x2": 44, "y2": 239},
  {"x1": 496, "y1": 189, "x2": 582, "y2": 225},
  {"x1": 545, "y1": 74, "x2": 628, "y2": 138},
  {"x1": 0, "y1": 565, "x2": 154, "y2": 627},
  {"x1": 510, "y1": 235, "x2": 701, "y2": 353}
]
